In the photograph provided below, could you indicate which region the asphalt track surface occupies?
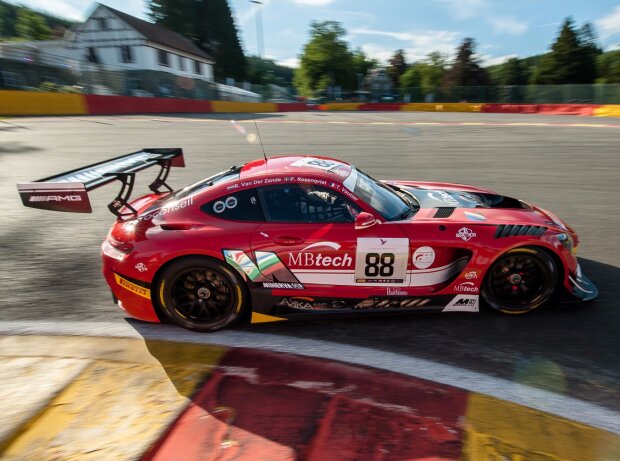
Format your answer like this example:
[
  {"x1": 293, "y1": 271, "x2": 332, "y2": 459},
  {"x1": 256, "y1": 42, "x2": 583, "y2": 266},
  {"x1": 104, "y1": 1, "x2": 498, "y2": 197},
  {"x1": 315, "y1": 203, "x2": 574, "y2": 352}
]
[{"x1": 1, "y1": 112, "x2": 619, "y2": 414}]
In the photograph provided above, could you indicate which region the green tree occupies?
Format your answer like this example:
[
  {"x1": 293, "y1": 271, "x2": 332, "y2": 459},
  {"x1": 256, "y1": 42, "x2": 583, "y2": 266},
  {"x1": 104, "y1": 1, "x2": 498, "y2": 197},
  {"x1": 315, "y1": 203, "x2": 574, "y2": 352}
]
[
  {"x1": 351, "y1": 48, "x2": 377, "y2": 81},
  {"x1": 148, "y1": 0, "x2": 246, "y2": 81},
  {"x1": 443, "y1": 38, "x2": 490, "y2": 87},
  {"x1": 399, "y1": 52, "x2": 446, "y2": 100},
  {"x1": 294, "y1": 21, "x2": 356, "y2": 96},
  {"x1": 16, "y1": 8, "x2": 51, "y2": 40},
  {"x1": 535, "y1": 18, "x2": 599, "y2": 84},
  {"x1": 387, "y1": 49, "x2": 407, "y2": 85},
  {"x1": 246, "y1": 56, "x2": 294, "y2": 86},
  {"x1": 597, "y1": 50, "x2": 620, "y2": 83},
  {"x1": 499, "y1": 58, "x2": 528, "y2": 85}
]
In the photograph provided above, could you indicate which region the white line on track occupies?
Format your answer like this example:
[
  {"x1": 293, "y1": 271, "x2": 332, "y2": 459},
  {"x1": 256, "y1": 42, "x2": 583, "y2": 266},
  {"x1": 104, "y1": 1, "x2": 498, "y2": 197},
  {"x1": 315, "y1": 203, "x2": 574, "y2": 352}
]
[{"x1": 1, "y1": 320, "x2": 618, "y2": 435}]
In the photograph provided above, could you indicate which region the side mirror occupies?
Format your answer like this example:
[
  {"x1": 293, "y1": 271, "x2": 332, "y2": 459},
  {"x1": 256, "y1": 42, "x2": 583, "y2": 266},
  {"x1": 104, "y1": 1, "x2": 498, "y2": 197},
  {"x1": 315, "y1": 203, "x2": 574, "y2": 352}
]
[{"x1": 355, "y1": 212, "x2": 380, "y2": 230}]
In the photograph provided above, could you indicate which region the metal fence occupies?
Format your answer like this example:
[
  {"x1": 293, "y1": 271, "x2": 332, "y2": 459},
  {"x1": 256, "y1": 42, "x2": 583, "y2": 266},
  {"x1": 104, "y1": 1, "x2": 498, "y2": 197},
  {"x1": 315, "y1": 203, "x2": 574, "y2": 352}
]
[{"x1": 0, "y1": 46, "x2": 296, "y2": 102}]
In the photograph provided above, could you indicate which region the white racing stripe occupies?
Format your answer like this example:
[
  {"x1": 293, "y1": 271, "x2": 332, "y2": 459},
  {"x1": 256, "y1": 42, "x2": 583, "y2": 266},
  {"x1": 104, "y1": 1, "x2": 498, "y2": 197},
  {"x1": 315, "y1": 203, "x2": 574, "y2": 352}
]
[
  {"x1": 0, "y1": 320, "x2": 618, "y2": 435},
  {"x1": 292, "y1": 257, "x2": 469, "y2": 287}
]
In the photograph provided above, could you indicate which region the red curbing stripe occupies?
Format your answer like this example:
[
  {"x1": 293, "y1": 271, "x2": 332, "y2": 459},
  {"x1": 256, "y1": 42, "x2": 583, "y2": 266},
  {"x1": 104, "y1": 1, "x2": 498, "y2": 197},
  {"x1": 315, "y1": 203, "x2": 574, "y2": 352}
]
[
  {"x1": 481, "y1": 104, "x2": 539, "y2": 114},
  {"x1": 143, "y1": 347, "x2": 467, "y2": 461},
  {"x1": 84, "y1": 95, "x2": 213, "y2": 115}
]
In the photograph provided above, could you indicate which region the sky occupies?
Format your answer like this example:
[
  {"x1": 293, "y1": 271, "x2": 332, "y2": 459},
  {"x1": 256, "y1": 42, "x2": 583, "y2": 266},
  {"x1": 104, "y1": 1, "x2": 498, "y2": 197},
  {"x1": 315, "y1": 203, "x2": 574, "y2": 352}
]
[{"x1": 9, "y1": 0, "x2": 620, "y2": 67}]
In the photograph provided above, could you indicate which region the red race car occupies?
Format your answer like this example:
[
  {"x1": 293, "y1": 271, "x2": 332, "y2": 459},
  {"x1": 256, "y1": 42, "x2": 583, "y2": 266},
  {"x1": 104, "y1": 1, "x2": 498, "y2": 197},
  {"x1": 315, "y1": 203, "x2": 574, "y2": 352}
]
[{"x1": 18, "y1": 148, "x2": 598, "y2": 332}]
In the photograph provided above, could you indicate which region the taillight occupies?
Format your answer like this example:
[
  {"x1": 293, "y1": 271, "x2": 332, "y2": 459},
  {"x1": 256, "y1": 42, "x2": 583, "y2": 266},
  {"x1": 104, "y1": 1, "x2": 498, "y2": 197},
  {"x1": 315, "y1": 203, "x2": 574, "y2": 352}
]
[{"x1": 109, "y1": 237, "x2": 134, "y2": 254}]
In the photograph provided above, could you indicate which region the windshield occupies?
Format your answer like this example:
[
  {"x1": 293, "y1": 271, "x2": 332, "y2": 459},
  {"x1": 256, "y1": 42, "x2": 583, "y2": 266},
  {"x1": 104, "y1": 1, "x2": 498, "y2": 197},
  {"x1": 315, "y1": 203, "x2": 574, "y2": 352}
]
[{"x1": 343, "y1": 168, "x2": 410, "y2": 220}]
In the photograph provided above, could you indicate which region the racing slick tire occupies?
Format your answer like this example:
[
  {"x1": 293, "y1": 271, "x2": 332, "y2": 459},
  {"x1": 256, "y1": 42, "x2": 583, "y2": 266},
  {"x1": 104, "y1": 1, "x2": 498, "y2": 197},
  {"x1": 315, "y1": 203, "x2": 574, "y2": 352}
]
[
  {"x1": 156, "y1": 257, "x2": 247, "y2": 332},
  {"x1": 482, "y1": 246, "x2": 559, "y2": 314}
]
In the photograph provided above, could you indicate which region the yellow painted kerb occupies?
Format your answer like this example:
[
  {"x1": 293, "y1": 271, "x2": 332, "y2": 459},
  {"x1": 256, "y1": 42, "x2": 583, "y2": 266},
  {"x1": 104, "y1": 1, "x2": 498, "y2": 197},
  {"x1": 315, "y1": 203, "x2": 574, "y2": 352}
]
[
  {"x1": 0, "y1": 90, "x2": 87, "y2": 115},
  {"x1": 464, "y1": 393, "x2": 620, "y2": 461}
]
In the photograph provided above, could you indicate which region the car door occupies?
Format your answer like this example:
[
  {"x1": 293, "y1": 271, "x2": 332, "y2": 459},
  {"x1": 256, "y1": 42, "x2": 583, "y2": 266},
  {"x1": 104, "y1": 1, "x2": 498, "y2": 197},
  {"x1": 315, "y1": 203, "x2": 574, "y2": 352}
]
[{"x1": 250, "y1": 183, "x2": 410, "y2": 293}]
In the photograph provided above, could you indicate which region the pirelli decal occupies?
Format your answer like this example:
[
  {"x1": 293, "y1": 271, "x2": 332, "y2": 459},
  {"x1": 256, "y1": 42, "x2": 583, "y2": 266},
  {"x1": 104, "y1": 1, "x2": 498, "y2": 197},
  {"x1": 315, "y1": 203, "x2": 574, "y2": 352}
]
[{"x1": 114, "y1": 273, "x2": 151, "y2": 300}]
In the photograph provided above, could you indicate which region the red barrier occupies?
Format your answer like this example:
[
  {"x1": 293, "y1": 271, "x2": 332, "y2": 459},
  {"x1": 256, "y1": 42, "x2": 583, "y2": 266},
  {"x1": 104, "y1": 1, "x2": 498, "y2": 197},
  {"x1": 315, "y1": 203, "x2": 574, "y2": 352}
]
[
  {"x1": 85, "y1": 95, "x2": 212, "y2": 115},
  {"x1": 277, "y1": 102, "x2": 308, "y2": 112},
  {"x1": 537, "y1": 104, "x2": 599, "y2": 116},
  {"x1": 358, "y1": 102, "x2": 403, "y2": 111},
  {"x1": 482, "y1": 103, "x2": 600, "y2": 116},
  {"x1": 481, "y1": 104, "x2": 539, "y2": 114}
]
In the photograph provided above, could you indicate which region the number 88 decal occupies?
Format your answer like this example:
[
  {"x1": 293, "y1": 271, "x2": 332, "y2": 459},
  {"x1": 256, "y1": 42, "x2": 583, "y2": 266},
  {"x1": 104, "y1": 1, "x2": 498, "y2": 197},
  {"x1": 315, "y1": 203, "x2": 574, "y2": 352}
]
[{"x1": 364, "y1": 253, "x2": 395, "y2": 277}]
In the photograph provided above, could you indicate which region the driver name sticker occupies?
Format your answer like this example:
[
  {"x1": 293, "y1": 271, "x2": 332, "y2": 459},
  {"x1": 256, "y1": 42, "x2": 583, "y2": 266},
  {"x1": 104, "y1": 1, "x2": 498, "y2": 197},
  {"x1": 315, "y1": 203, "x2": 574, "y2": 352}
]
[{"x1": 355, "y1": 238, "x2": 409, "y2": 284}]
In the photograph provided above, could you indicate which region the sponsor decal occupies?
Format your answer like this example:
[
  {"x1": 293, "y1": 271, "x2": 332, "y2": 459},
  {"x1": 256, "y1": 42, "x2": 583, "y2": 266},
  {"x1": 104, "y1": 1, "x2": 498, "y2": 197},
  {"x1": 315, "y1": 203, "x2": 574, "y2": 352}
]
[
  {"x1": 355, "y1": 297, "x2": 431, "y2": 309},
  {"x1": 428, "y1": 191, "x2": 460, "y2": 207},
  {"x1": 223, "y1": 249, "x2": 302, "y2": 285},
  {"x1": 114, "y1": 273, "x2": 150, "y2": 299},
  {"x1": 290, "y1": 158, "x2": 343, "y2": 171},
  {"x1": 454, "y1": 281, "x2": 479, "y2": 293},
  {"x1": 135, "y1": 263, "x2": 148, "y2": 273},
  {"x1": 288, "y1": 241, "x2": 353, "y2": 269},
  {"x1": 277, "y1": 297, "x2": 345, "y2": 310},
  {"x1": 29, "y1": 195, "x2": 82, "y2": 202},
  {"x1": 138, "y1": 196, "x2": 194, "y2": 221},
  {"x1": 412, "y1": 246, "x2": 435, "y2": 269},
  {"x1": 213, "y1": 196, "x2": 238, "y2": 214},
  {"x1": 456, "y1": 227, "x2": 477, "y2": 241},
  {"x1": 442, "y1": 295, "x2": 479, "y2": 312},
  {"x1": 464, "y1": 211, "x2": 486, "y2": 221},
  {"x1": 262, "y1": 282, "x2": 304, "y2": 290},
  {"x1": 464, "y1": 271, "x2": 478, "y2": 280},
  {"x1": 386, "y1": 287, "x2": 408, "y2": 296}
]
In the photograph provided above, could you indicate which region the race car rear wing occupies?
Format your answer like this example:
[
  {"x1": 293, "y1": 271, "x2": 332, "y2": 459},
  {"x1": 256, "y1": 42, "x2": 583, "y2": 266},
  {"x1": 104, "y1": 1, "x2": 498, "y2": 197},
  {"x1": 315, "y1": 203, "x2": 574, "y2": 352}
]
[{"x1": 17, "y1": 148, "x2": 185, "y2": 217}]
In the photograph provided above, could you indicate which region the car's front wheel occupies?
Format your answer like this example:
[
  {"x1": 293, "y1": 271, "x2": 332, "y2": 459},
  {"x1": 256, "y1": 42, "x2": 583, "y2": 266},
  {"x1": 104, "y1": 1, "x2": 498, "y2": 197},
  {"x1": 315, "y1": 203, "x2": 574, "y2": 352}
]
[
  {"x1": 482, "y1": 247, "x2": 559, "y2": 314},
  {"x1": 156, "y1": 257, "x2": 246, "y2": 332}
]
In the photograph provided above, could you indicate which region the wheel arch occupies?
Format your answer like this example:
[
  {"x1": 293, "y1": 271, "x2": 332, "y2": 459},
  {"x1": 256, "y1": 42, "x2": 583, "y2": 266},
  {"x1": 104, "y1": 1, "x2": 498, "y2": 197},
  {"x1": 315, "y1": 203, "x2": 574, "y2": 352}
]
[{"x1": 150, "y1": 252, "x2": 252, "y2": 323}]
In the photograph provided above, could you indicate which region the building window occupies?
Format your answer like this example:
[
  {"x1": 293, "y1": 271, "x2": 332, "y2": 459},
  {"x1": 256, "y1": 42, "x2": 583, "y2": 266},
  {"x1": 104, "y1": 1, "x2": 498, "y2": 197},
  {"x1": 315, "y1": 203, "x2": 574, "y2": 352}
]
[
  {"x1": 178, "y1": 55, "x2": 186, "y2": 71},
  {"x1": 95, "y1": 18, "x2": 108, "y2": 30},
  {"x1": 158, "y1": 49, "x2": 169, "y2": 67},
  {"x1": 194, "y1": 60, "x2": 202, "y2": 75},
  {"x1": 119, "y1": 45, "x2": 133, "y2": 63},
  {"x1": 87, "y1": 47, "x2": 100, "y2": 64}
]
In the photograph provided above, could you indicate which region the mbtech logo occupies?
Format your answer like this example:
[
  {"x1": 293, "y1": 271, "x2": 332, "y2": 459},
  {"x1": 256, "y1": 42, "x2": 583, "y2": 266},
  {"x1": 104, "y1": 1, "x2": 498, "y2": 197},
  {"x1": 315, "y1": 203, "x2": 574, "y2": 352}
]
[
  {"x1": 29, "y1": 195, "x2": 82, "y2": 202},
  {"x1": 287, "y1": 241, "x2": 353, "y2": 268}
]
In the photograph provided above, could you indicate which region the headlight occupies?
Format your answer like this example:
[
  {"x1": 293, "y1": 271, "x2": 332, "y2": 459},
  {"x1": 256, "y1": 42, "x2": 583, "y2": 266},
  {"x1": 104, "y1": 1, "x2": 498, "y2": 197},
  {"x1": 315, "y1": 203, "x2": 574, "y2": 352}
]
[{"x1": 556, "y1": 233, "x2": 576, "y2": 254}]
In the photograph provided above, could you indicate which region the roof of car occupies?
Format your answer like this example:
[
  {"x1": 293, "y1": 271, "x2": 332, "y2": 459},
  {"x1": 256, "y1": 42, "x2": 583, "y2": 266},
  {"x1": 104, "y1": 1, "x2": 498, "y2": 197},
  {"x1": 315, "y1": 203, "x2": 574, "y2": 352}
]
[{"x1": 240, "y1": 155, "x2": 353, "y2": 180}]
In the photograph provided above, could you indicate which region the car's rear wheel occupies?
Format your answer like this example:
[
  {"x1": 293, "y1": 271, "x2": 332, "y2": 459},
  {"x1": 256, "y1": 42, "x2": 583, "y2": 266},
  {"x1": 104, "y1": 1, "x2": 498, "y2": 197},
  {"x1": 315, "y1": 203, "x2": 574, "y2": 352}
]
[
  {"x1": 482, "y1": 247, "x2": 559, "y2": 314},
  {"x1": 157, "y1": 257, "x2": 246, "y2": 332}
]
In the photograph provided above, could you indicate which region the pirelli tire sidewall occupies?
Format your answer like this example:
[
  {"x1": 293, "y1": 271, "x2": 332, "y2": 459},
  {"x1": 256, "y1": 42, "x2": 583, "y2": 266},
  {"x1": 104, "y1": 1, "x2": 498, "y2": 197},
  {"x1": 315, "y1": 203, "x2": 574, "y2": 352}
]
[{"x1": 156, "y1": 256, "x2": 246, "y2": 332}]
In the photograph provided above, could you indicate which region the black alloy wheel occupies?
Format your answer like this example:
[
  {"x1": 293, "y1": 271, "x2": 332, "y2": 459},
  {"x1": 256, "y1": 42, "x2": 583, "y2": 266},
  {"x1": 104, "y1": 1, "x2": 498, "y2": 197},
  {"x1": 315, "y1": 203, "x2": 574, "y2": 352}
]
[
  {"x1": 157, "y1": 257, "x2": 246, "y2": 332},
  {"x1": 482, "y1": 247, "x2": 559, "y2": 314}
]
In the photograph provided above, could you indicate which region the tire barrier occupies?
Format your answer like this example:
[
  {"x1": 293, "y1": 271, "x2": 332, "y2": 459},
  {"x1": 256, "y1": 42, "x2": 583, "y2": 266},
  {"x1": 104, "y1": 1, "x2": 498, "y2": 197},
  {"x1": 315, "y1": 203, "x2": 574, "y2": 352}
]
[{"x1": 1, "y1": 335, "x2": 617, "y2": 460}]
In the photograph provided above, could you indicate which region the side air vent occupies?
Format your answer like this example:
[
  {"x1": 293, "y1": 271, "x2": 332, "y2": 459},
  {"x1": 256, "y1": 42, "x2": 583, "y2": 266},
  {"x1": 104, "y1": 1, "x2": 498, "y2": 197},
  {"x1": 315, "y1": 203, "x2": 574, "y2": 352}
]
[
  {"x1": 495, "y1": 224, "x2": 547, "y2": 238},
  {"x1": 434, "y1": 207, "x2": 455, "y2": 218}
]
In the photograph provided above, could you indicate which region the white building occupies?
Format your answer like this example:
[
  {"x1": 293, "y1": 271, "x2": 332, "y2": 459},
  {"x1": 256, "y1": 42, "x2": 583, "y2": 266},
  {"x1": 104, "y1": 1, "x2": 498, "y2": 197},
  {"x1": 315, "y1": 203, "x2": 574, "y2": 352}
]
[
  {"x1": 0, "y1": 3, "x2": 219, "y2": 96},
  {"x1": 70, "y1": 3, "x2": 214, "y2": 83}
]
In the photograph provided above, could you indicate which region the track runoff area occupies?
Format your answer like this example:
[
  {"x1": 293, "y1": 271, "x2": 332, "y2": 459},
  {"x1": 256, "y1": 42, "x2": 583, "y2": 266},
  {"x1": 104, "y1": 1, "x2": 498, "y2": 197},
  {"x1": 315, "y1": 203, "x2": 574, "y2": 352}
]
[{"x1": 1, "y1": 111, "x2": 620, "y2": 453}]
